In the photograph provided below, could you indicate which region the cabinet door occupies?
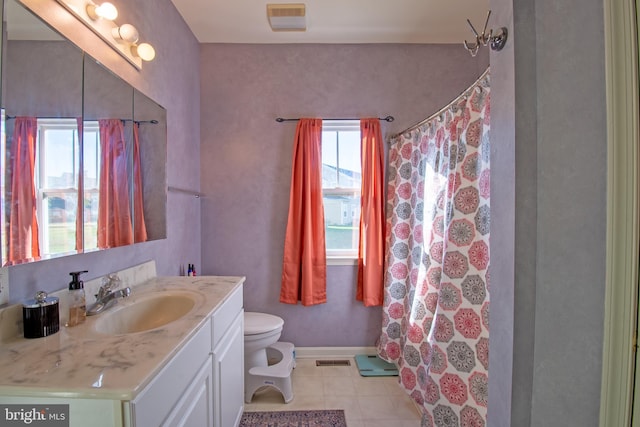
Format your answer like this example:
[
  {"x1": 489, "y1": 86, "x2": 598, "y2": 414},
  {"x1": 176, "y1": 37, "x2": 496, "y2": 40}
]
[
  {"x1": 162, "y1": 356, "x2": 213, "y2": 427},
  {"x1": 130, "y1": 322, "x2": 212, "y2": 427},
  {"x1": 212, "y1": 310, "x2": 244, "y2": 427}
]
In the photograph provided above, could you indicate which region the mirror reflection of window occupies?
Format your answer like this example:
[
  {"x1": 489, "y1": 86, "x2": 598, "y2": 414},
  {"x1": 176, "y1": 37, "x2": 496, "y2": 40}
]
[
  {"x1": 36, "y1": 118, "x2": 80, "y2": 257},
  {"x1": 83, "y1": 123, "x2": 100, "y2": 252}
]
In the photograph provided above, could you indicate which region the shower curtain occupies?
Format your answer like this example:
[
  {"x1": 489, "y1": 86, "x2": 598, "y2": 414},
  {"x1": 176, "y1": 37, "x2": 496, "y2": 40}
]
[{"x1": 379, "y1": 70, "x2": 490, "y2": 426}]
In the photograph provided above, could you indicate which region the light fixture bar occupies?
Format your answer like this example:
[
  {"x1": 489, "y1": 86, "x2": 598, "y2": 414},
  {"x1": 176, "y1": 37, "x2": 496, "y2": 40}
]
[{"x1": 55, "y1": 0, "x2": 145, "y2": 69}]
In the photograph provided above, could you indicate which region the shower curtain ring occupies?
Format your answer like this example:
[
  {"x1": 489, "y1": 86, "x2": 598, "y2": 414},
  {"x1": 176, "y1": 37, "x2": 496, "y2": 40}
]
[{"x1": 464, "y1": 39, "x2": 479, "y2": 57}]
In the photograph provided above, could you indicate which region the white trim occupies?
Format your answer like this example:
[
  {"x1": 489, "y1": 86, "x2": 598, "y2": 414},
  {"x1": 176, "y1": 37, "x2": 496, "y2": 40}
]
[
  {"x1": 326, "y1": 257, "x2": 357, "y2": 266},
  {"x1": 293, "y1": 346, "x2": 377, "y2": 359},
  {"x1": 322, "y1": 120, "x2": 360, "y2": 131}
]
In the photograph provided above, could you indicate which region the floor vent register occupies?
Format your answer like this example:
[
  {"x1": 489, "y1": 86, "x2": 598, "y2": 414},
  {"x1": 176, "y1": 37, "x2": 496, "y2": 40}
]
[{"x1": 315, "y1": 360, "x2": 351, "y2": 367}]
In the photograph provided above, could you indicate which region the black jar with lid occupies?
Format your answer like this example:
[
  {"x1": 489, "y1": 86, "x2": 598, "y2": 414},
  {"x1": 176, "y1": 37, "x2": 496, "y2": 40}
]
[{"x1": 23, "y1": 291, "x2": 59, "y2": 339}]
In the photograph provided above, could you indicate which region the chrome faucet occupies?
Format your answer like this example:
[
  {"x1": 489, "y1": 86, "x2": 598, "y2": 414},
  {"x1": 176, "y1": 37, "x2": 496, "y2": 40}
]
[{"x1": 86, "y1": 274, "x2": 131, "y2": 316}]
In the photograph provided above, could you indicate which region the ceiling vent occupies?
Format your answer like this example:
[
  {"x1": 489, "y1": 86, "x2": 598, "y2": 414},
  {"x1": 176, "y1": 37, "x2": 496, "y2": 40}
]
[{"x1": 267, "y1": 4, "x2": 306, "y2": 32}]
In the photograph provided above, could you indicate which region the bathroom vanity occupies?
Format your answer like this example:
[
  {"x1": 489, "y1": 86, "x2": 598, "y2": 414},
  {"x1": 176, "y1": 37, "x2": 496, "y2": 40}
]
[{"x1": 0, "y1": 275, "x2": 245, "y2": 427}]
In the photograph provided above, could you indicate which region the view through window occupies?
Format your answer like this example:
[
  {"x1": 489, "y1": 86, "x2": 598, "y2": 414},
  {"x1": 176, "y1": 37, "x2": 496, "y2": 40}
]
[
  {"x1": 322, "y1": 120, "x2": 361, "y2": 258},
  {"x1": 35, "y1": 119, "x2": 100, "y2": 256}
]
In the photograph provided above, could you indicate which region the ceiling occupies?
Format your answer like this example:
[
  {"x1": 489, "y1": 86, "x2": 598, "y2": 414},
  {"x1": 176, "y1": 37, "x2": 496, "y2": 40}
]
[{"x1": 170, "y1": 0, "x2": 491, "y2": 44}]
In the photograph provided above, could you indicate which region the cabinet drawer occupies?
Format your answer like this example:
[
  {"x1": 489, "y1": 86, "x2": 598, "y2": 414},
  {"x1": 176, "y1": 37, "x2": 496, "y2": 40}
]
[
  {"x1": 131, "y1": 321, "x2": 212, "y2": 427},
  {"x1": 211, "y1": 285, "x2": 243, "y2": 348}
]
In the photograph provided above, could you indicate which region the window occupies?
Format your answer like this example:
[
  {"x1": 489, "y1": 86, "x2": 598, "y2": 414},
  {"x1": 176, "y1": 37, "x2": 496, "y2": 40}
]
[
  {"x1": 81, "y1": 122, "x2": 100, "y2": 252},
  {"x1": 322, "y1": 120, "x2": 361, "y2": 259},
  {"x1": 34, "y1": 119, "x2": 100, "y2": 258},
  {"x1": 35, "y1": 119, "x2": 79, "y2": 257}
]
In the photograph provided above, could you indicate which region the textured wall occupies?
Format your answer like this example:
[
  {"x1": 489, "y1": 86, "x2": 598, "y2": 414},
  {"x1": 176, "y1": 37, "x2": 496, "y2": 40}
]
[
  {"x1": 5, "y1": 0, "x2": 200, "y2": 303},
  {"x1": 200, "y1": 43, "x2": 489, "y2": 347},
  {"x1": 488, "y1": 0, "x2": 607, "y2": 425}
]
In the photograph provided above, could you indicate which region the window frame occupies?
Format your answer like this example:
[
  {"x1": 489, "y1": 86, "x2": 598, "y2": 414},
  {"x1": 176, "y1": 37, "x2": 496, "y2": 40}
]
[
  {"x1": 322, "y1": 120, "x2": 361, "y2": 264},
  {"x1": 34, "y1": 119, "x2": 100, "y2": 258}
]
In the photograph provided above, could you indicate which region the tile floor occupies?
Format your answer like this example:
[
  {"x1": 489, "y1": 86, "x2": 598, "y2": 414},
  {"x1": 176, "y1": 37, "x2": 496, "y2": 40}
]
[{"x1": 243, "y1": 357, "x2": 422, "y2": 426}]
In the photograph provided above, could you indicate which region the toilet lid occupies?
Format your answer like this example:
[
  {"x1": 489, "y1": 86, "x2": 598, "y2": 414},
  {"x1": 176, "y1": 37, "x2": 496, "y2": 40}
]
[{"x1": 244, "y1": 312, "x2": 284, "y2": 335}]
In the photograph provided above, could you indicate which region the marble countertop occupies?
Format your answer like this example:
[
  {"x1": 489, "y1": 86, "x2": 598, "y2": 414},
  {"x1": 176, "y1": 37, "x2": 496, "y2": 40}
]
[{"x1": 0, "y1": 276, "x2": 244, "y2": 400}]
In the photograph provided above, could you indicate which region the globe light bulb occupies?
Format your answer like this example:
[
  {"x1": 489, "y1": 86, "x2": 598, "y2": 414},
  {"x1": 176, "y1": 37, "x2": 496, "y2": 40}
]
[
  {"x1": 132, "y1": 43, "x2": 155, "y2": 62},
  {"x1": 86, "y1": 2, "x2": 118, "y2": 21},
  {"x1": 112, "y1": 24, "x2": 139, "y2": 44}
]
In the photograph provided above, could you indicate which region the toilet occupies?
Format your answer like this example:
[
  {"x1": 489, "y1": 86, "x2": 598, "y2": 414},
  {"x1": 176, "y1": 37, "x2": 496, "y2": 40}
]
[{"x1": 244, "y1": 312, "x2": 295, "y2": 403}]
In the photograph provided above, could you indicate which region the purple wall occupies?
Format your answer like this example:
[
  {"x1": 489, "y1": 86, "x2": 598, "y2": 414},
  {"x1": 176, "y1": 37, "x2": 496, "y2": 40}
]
[
  {"x1": 200, "y1": 43, "x2": 488, "y2": 347},
  {"x1": 6, "y1": 0, "x2": 201, "y2": 303}
]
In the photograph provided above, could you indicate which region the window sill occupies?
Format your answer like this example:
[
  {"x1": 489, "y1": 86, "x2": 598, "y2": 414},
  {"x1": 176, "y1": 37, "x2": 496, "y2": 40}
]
[{"x1": 326, "y1": 257, "x2": 358, "y2": 266}]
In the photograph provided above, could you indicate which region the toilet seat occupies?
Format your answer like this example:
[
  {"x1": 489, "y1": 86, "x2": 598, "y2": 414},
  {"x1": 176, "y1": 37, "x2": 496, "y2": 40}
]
[{"x1": 244, "y1": 312, "x2": 284, "y2": 335}]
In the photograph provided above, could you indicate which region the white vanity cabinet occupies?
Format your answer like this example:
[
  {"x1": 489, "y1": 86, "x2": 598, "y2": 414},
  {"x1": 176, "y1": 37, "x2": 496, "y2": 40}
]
[
  {"x1": 211, "y1": 285, "x2": 244, "y2": 427},
  {"x1": 0, "y1": 276, "x2": 246, "y2": 427},
  {"x1": 128, "y1": 285, "x2": 244, "y2": 427}
]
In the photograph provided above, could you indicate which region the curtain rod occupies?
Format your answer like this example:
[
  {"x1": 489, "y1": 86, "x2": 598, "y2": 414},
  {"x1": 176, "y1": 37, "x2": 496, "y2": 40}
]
[
  {"x1": 5, "y1": 115, "x2": 158, "y2": 124},
  {"x1": 390, "y1": 67, "x2": 490, "y2": 141},
  {"x1": 275, "y1": 115, "x2": 394, "y2": 123}
]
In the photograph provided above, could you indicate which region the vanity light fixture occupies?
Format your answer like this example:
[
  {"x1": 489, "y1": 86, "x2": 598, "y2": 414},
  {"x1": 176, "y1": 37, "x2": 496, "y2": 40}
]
[
  {"x1": 86, "y1": 2, "x2": 118, "y2": 21},
  {"x1": 112, "y1": 24, "x2": 139, "y2": 44},
  {"x1": 56, "y1": 0, "x2": 155, "y2": 70},
  {"x1": 131, "y1": 43, "x2": 155, "y2": 62}
]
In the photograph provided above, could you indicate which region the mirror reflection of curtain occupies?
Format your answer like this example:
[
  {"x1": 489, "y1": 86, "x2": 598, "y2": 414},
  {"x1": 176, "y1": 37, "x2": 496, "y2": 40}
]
[
  {"x1": 6, "y1": 117, "x2": 40, "y2": 265},
  {"x1": 132, "y1": 124, "x2": 147, "y2": 243},
  {"x1": 97, "y1": 119, "x2": 133, "y2": 248}
]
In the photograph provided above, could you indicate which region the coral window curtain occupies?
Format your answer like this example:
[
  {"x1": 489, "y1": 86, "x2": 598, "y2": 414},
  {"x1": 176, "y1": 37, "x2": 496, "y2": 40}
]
[
  {"x1": 97, "y1": 119, "x2": 133, "y2": 248},
  {"x1": 132, "y1": 124, "x2": 147, "y2": 243},
  {"x1": 6, "y1": 117, "x2": 40, "y2": 264},
  {"x1": 357, "y1": 118, "x2": 385, "y2": 306},
  {"x1": 379, "y1": 70, "x2": 491, "y2": 426},
  {"x1": 280, "y1": 118, "x2": 327, "y2": 306}
]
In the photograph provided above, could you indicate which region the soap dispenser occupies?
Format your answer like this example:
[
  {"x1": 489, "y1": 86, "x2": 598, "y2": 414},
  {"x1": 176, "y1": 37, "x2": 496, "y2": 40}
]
[{"x1": 66, "y1": 270, "x2": 88, "y2": 327}]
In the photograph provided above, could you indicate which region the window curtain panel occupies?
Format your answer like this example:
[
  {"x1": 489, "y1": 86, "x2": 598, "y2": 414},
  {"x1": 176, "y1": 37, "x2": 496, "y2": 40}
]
[
  {"x1": 378, "y1": 70, "x2": 490, "y2": 426},
  {"x1": 75, "y1": 118, "x2": 83, "y2": 252},
  {"x1": 132, "y1": 124, "x2": 148, "y2": 243},
  {"x1": 280, "y1": 118, "x2": 327, "y2": 306},
  {"x1": 357, "y1": 118, "x2": 385, "y2": 306},
  {"x1": 6, "y1": 117, "x2": 40, "y2": 265},
  {"x1": 97, "y1": 119, "x2": 133, "y2": 249}
]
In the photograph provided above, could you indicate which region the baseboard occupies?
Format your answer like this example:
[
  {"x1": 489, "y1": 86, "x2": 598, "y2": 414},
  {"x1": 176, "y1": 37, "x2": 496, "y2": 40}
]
[{"x1": 293, "y1": 346, "x2": 377, "y2": 359}]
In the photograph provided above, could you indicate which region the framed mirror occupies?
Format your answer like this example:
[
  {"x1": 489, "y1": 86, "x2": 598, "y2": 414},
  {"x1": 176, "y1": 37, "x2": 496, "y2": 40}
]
[{"x1": 1, "y1": 0, "x2": 167, "y2": 266}]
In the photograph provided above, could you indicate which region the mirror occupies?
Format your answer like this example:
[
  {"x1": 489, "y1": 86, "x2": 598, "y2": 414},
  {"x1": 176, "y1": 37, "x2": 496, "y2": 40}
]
[
  {"x1": 133, "y1": 89, "x2": 167, "y2": 241},
  {"x1": 1, "y1": 0, "x2": 167, "y2": 265}
]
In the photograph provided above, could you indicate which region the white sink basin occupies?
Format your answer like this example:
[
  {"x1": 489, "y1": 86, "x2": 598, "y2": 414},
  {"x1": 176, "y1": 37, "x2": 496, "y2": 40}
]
[{"x1": 92, "y1": 291, "x2": 198, "y2": 335}]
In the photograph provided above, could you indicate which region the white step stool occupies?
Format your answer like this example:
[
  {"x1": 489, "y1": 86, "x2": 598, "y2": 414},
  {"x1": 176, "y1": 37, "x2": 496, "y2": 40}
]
[{"x1": 245, "y1": 341, "x2": 295, "y2": 403}]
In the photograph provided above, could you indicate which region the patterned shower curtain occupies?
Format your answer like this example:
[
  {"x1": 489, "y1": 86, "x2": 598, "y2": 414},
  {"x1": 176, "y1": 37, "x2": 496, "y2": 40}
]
[{"x1": 378, "y1": 69, "x2": 490, "y2": 426}]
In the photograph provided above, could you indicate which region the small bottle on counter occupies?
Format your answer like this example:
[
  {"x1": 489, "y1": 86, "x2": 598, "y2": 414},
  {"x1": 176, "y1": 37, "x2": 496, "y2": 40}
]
[
  {"x1": 66, "y1": 270, "x2": 88, "y2": 327},
  {"x1": 192, "y1": 264, "x2": 197, "y2": 276},
  {"x1": 187, "y1": 264, "x2": 193, "y2": 276}
]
